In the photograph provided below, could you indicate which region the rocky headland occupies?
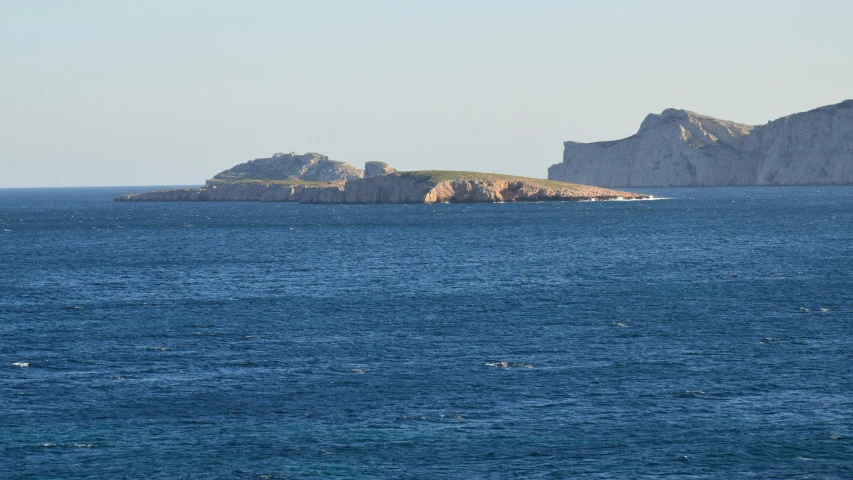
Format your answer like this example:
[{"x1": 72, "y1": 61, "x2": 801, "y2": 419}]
[
  {"x1": 549, "y1": 99, "x2": 853, "y2": 187},
  {"x1": 115, "y1": 154, "x2": 649, "y2": 204}
]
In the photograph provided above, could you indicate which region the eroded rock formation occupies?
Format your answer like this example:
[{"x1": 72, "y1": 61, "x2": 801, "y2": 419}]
[
  {"x1": 208, "y1": 152, "x2": 364, "y2": 184},
  {"x1": 364, "y1": 161, "x2": 397, "y2": 177},
  {"x1": 116, "y1": 172, "x2": 649, "y2": 204},
  {"x1": 549, "y1": 100, "x2": 853, "y2": 187}
]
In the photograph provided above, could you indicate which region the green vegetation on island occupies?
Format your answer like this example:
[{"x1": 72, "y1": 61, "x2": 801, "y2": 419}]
[
  {"x1": 116, "y1": 153, "x2": 650, "y2": 203},
  {"x1": 393, "y1": 171, "x2": 584, "y2": 188}
]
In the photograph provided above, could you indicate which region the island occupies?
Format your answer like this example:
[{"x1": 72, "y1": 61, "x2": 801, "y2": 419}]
[
  {"x1": 548, "y1": 99, "x2": 853, "y2": 187},
  {"x1": 115, "y1": 152, "x2": 650, "y2": 204}
]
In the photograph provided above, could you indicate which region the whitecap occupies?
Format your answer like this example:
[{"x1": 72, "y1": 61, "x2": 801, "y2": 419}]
[
  {"x1": 820, "y1": 308, "x2": 831, "y2": 312},
  {"x1": 12, "y1": 362, "x2": 29, "y2": 368},
  {"x1": 609, "y1": 196, "x2": 670, "y2": 202},
  {"x1": 38, "y1": 443, "x2": 94, "y2": 448},
  {"x1": 486, "y1": 361, "x2": 534, "y2": 369}
]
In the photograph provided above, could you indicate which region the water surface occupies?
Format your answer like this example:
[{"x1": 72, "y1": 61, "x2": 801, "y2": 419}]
[{"x1": 2, "y1": 186, "x2": 852, "y2": 478}]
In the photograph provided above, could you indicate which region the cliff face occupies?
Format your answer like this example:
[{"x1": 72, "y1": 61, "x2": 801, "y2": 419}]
[
  {"x1": 115, "y1": 172, "x2": 649, "y2": 204},
  {"x1": 209, "y1": 152, "x2": 364, "y2": 184},
  {"x1": 364, "y1": 161, "x2": 397, "y2": 177},
  {"x1": 549, "y1": 100, "x2": 853, "y2": 187}
]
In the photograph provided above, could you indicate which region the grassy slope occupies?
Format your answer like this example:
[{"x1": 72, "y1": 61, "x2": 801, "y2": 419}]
[
  {"x1": 393, "y1": 171, "x2": 584, "y2": 188},
  {"x1": 212, "y1": 171, "x2": 586, "y2": 189},
  {"x1": 214, "y1": 178, "x2": 344, "y2": 187}
]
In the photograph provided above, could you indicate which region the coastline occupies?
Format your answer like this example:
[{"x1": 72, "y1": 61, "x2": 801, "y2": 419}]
[{"x1": 115, "y1": 171, "x2": 651, "y2": 204}]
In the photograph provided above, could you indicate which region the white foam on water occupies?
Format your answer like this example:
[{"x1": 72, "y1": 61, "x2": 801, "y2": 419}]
[
  {"x1": 12, "y1": 362, "x2": 29, "y2": 368},
  {"x1": 486, "y1": 361, "x2": 534, "y2": 369},
  {"x1": 611, "y1": 196, "x2": 671, "y2": 201},
  {"x1": 582, "y1": 196, "x2": 671, "y2": 202},
  {"x1": 37, "y1": 443, "x2": 94, "y2": 448}
]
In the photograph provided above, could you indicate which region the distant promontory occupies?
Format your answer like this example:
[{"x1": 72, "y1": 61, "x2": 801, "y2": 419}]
[
  {"x1": 549, "y1": 99, "x2": 853, "y2": 187},
  {"x1": 115, "y1": 152, "x2": 649, "y2": 204}
]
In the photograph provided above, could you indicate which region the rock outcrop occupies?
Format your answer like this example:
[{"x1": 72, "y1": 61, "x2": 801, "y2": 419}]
[
  {"x1": 364, "y1": 161, "x2": 397, "y2": 177},
  {"x1": 115, "y1": 182, "x2": 341, "y2": 202},
  {"x1": 548, "y1": 100, "x2": 853, "y2": 187},
  {"x1": 208, "y1": 152, "x2": 364, "y2": 184},
  {"x1": 116, "y1": 172, "x2": 650, "y2": 204}
]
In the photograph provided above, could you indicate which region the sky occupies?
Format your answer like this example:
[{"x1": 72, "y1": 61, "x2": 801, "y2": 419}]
[{"x1": 1, "y1": 0, "x2": 852, "y2": 187}]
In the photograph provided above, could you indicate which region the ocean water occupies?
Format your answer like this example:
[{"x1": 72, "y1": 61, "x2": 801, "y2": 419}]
[{"x1": 1, "y1": 186, "x2": 852, "y2": 479}]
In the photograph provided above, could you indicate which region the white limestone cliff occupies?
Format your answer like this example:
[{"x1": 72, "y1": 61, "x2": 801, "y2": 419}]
[
  {"x1": 208, "y1": 152, "x2": 364, "y2": 184},
  {"x1": 364, "y1": 161, "x2": 397, "y2": 177},
  {"x1": 548, "y1": 100, "x2": 853, "y2": 187}
]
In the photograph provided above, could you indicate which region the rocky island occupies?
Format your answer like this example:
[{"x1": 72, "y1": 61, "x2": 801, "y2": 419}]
[
  {"x1": 115, "y1": 152, "x2": 649, "y2": 204},
  {"x1": 549, "y1": 99, "x2": 853, "y2": 187}
]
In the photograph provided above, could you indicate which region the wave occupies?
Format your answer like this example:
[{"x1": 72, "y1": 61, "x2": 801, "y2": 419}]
[
  {"x1": 486, "y1": 361, "x2": 534, "y2": 369},
  {"x1": 614, "y1": 196, "x2": 672, "y2": 201},
  {"x1": 585, "y1": 195, "x2": 672, "y2": 202},
  {"x1": 34, "y1": 443, "x2": 95, "y2": 448}
]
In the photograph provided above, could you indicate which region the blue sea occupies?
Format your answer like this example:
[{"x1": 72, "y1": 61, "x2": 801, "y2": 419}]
[{"x1": 2, "y1": 186, "x2": 852, "y2": 479}]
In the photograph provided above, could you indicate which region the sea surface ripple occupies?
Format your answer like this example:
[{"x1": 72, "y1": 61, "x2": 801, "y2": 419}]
[{"x1": 1, "y1": 186, "x2": 852, "y2": 479}]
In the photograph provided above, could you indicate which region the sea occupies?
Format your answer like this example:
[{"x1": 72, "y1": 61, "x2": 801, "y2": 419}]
[{"x1": 1, "y1": 186, "x2": 852, "y2": 479}]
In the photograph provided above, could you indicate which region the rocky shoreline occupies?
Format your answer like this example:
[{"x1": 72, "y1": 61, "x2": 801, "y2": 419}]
[{"x1": 115, "y1": 171, "x2": 650, "y2": 204}]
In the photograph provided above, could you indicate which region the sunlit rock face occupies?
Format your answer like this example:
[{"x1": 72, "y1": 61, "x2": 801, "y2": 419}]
[
  {"x1": 115, "y1": 173, "x2": 650, "y2": 204},
  {"x1": 207, "y1": 152, "x2": 364, "y2": 184},
  {"x1": 364, "y1": 161, "x2": 397, "y2": 177},
  {"x1": 548, "y1": 100, "x2": 853, "y2": 187}
]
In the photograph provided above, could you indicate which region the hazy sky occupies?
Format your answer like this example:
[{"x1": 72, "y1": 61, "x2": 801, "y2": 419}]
[{"x1": 2, "y1": 0, "x2": 852, "y2": 187}]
